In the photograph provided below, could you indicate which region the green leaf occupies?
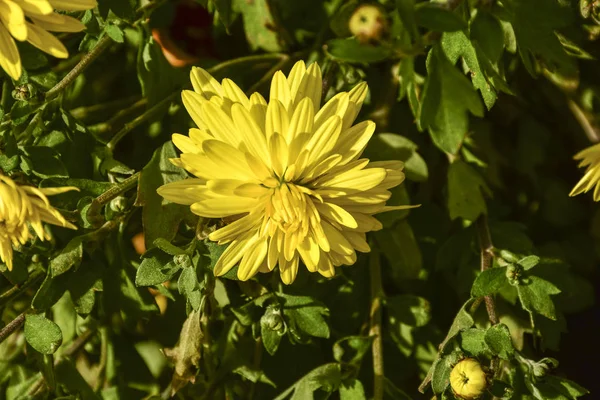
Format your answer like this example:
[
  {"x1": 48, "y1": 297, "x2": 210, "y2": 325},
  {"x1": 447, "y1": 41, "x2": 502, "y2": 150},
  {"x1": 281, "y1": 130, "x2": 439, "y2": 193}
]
[
  {"x1": 441, "y1": 30, "x2": 497, "y2": 110},
  {"x1": 447, "y1": 160, "x2": 490, "y2": 221},
  {"x1": 136, "y1": 33, "x2": 187, "y2": 106},
  {"x1": 339, "y1": 379, "x2": 366, "y2": 400},
  {"x1": 235, "y1": 0, "x2": 282, "y2": 52},
  {"x1": 55, "y1": 359, "x2": 101, "y2": 400},
  {"x1": 396, "y1": 0, "x2": 418, "y2": 41},
  {"x1": 280, "y1": 294, "x2": 330, "y2": 339},
  {"x1": 431, "y1": 356, "x2": 452, "y2": 394},
  {"x1": 153, "y1": 238, "x2": 187, "y2": 256},
  {"x1": 440, "y1": 298, "x2": 475, "y2": 351},
  {"x1": 518, "y1": 255, "x2": 540, "y2": 270},
  {"x1": 420, "y1": 300, "x2": 475, "y2": 392},
  {"x1": 542, "y1": 375, "x2": 589, "y2": 399},
  {"x1": 460, "y1": 328, "x2": 490, "y2": 356},
  {"x1": 326, "y1": 38, "x2": 391, "y2": 64},
  {"x1": 366, "y1": 133, "x2": 428, "y2": 182},
  {"x1": 50, "y1": 237, "x2": 83, "y2": 277},
  {"x1": 138, "y1": 142, "x2": 189, "y2": 250},
  {"x1": 98, "y1": 0, "x2": 136, "y2": 20},
  {"x1": 414, "y1": 3, "x2": 467, "y2": 32},
  {"x1": 105, "y1": 24, "x2": 124, "y2": 43},
  {"x1": 485, "y1": 324, "x2": 514, "y2": 359},
  {"x1": 24, "y1": 314, "x2": 63, "y2": 355},
  {"x1": 205, "y1": 241, "x2": 240, "y2": 280},
  {"x1": 375, "y1": 220, "x2": 422, "y2": 280},
  {"x1": 333, "y1": 336, "x2": 373, "y2": 365},
  {"x1": 21, "y1": 146, "x2": 68, "y2": 178},
  {"x1": 178, "y1": 266, "x2": 202, "y2": 311},
  {"x1": 471, "y1": 267, "x2": 508, "y2": 297},
  {"x1": 136, "y1": 248, "x2": 182, "y2": 287},
  {"x1": 470, "y1": 11, "x2": 504, "y2": 63},
  {"x1": 274, "y1": 363, "x2": 342, "y2": 400},
  {"x1": 386, "y1": 295, "x2": 431, "y2": 327},
  {"x1": 504, "y1": 0, "x2": 576, "y2": 75},
  {"x1": 213, "y1": 0, "x2": 235, "y2": 28},
  {"x1": 419, "y1": 46, "x2": 484, "y2": 154},
  {"x1": 517, "y1": 276, "x2": 561, "y2": 320},
  {"x1": 261, "y1": 323, "x2": 283, "y2": 356}
]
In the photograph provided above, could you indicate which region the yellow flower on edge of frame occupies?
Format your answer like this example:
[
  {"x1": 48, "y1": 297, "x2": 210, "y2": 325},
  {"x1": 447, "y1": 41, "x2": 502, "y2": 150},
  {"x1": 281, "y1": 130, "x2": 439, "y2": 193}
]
[
  {"x1": 450, "y1": 358, "x2": 488, "y2": 399},
  {"x1": 157, "y1": 60, "x2": 415, "y2": 284},
  {"x1": 0, "y1": 0, "x2": 98, "y2": 80},
  {"x1": 570, "y1": 142, "x2": 600, "y2": 201},
  {"x1": 0, "y1": 174, "x2": 78, "y2": 271}
]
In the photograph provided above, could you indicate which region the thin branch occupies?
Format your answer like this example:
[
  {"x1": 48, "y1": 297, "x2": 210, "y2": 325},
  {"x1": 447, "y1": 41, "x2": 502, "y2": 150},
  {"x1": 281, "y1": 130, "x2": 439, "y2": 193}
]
[
  {"x1": 89, "y1": 98, "x2": 148, "y2": 138},
  {"x1": 86, "y1": 175, "x2": 140, "y2": 227},
  {"x1": 106, "y1": 92, "x2": 178, "y2": 150},
  {"x1": 567, "y1": 99, "x2": 600, "y2": 143},
  {"x1": 0, "y1": 312, "x2": 26, "y2": 344},
  {"x1": 246, "y1": 56, "x2": 291, "y2": 95},
  {"x1": 0, "y1": 269, "x2": 45, "y2": 306},
  {"x1": 45, "y1": 36, "x2": 114, "y2": 101},
  {"x1": 69, "y1": 95, "x2": 142, "y2": 121},
  {"x1": 29, "y1": 328, "x2": 96, "y2": 396},
  {"x1": 369, "y1": 247, "x2": 384, "y2": 400},
  {"x1": 476, "y1": 215, "x2": 499, "y2": 325},
  {"x1": 247, "y1": 337, "x2": 263, "y2": 400}
]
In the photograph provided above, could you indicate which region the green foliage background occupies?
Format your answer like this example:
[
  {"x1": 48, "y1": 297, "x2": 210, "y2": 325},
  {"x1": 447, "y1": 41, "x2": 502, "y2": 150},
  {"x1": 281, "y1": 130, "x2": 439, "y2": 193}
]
[{"x1": 0, "y1": 0, "x2": 599, "y2": 399}]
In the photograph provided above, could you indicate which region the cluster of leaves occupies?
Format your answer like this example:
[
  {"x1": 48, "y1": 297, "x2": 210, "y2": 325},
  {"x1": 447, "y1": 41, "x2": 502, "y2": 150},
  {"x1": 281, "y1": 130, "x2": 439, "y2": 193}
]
[{"x1": 0, "y1": 0, "x2": 599, "y2": 399}]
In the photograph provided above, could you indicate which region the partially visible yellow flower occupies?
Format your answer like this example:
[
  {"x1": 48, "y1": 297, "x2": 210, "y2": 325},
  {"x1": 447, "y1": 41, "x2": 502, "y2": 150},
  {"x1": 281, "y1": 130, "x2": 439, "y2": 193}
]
[
  {"x1": 0, "y1": 0, "x2": 97, "y2": 80},
  {"x1": 570, "y1": 142, "x2": 600, "y2": 201},
  {"x1": 0, "y1": 174, "x2": 78, "y2": 270},
  {"x1": 450, "y1": 358, "x2": 488, "y2": 399},
  {"x1": 158, "y1": 60, "x2": 413, "y2": 284}
]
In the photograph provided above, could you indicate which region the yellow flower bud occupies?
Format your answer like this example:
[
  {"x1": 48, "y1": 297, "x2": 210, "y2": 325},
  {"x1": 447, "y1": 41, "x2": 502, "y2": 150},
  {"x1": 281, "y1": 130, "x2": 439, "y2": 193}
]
[
  {"x1": 348, "y1": 4, "x2": 388, "y2": 43},
  {"x1": 450, "y1": 358, "x2": 488, "y2": 399}
]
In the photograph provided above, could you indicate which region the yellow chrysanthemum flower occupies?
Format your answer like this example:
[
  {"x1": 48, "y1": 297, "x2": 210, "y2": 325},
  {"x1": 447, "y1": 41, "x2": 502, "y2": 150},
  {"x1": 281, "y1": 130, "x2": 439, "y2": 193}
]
[
  {"x1": 158, "y1": 60, "x2": 411, "y2": 284},
  {"x1": 0, "y1": 174, "x2": 78, "y2": 271},
  {"x1": 450, "y1": 358, "x2": 488, "y2": 399},
  {"x1": 0, "y1": 0, "x2": 97, "y2": 80},
  {"x1": 570, "y1": 142, "x2": 600, "y2": 201}
]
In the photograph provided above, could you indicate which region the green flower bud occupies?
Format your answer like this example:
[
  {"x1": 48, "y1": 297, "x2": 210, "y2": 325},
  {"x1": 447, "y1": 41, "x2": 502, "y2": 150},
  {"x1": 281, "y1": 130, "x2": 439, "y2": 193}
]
[
  {"x1": 506, "y1": 263, "x2": 523, "y2": 286},
  {"x1": 11, "y1": 84, "x2": 36, "y2": 101},
  {"x1": 532, "y1": 358, "x2": 559, "y2": 378},
  {"x1": 260, "y1": 305, "x2": 285, "y2": 333},
  {"x1": 173, "y1": 254, "x2": 192, "y2": 268},
  {"x1": 109, "y1": 196, "x2": 128, "y2": 213}
]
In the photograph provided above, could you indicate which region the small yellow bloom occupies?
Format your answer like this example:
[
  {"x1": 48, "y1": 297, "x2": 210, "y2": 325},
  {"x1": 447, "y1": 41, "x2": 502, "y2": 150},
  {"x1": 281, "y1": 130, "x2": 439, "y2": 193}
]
[
  {"x1": 0, "y1": 174, "x2": 78, "y2": 270},
  {"x1": 158, "y1": 60, "x2": 412, "y2": 284},
  {"x1": 0, "y1": 0, "x2": 97, "y2": 80},
  {"x1": 570, "y1": 142, "x2": 600, "y2": 201},
  {"x1": 450, "y1": 358, "x2": 488, "y2": 399}
]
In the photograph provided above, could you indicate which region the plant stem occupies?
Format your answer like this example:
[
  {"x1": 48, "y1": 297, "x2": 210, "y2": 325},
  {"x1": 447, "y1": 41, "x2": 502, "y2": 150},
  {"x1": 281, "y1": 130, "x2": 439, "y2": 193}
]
[
  {"x1": 0, "y1": 269, "x2": 45, "y2": 306},
  {"x1": 86, "y1": 173, "x2": 140, "y2": 226},
  {"x1": 0, "y1": 312, "x2": 26, "y2": 344},
  {"x1": 89, "y1": 97, "x2": 148, "y2": 138},
  {"x1": 567, "y1": 99, "x2": 600, "y2": 143},
  {"x1": 476, "y1": 215, "x2": 499, "y2": 325},
  {"x1": 369, "y1": 247, "x2": 384, "y2": 400},
  {"x1": 209, "y1": 53, "x2": 289, "y2": 79},
  {"x1": 29, "y1": 328, "x2": 96, "y2": 396},
  {"x1": 247, "y1": 337, "x2": 263, "y2": 400},
  {"x1": 246, "y1": 55, "x2": 291, "y2": 95},
  {"x1": 69, "y1": 95, "x2": 142, "y2": 121},
  {"x1": 106, "y1": 92, "x2": 177, "y2": 150},
  {"x1": 45, "y1": 36, "x2": 113, "y2": 101}
]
